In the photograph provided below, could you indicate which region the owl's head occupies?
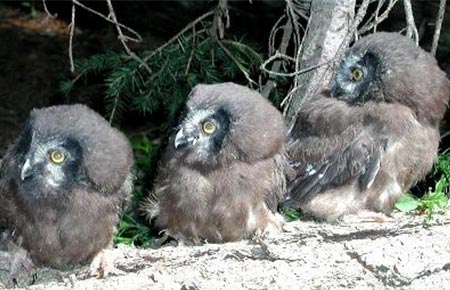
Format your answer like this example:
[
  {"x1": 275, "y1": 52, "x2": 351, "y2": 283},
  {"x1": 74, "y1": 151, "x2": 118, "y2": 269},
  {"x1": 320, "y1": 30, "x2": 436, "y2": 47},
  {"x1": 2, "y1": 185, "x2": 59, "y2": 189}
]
[
  {"x1": 11, "y1": 105, "x2": 132, "y2": 200},
  {"x1": 13, "y1": 125, "x2": 84, "y2": 195},
  {"x1": 172, "y1": 83, "x2": 285, "y2": 167},
  {"x1": 330, "y1": 32, "x2": 449, "y2": 126},
  {"x1": 330, "y1": 50, "x2": 383, "y2": 104}
]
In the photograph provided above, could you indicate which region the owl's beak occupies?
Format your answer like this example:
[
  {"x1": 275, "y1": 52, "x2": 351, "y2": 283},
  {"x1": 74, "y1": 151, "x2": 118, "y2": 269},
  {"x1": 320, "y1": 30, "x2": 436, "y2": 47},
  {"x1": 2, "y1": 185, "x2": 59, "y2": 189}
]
[
  {"x1": 174, "y1": 129, "x2": 197, "y2": 149},
  {"x1": 20, "y1": 159, "x2": 33, "y2": 181},
  {"x1": 174, "y1": 129, "x2": 188, "y2": 149}
]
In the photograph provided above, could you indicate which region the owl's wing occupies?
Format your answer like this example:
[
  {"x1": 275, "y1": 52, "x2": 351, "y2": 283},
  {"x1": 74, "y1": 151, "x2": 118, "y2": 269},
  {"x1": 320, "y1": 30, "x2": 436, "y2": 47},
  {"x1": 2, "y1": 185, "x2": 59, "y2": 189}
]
[
  {"x1": 285, "y1": 125, "x2": 387, "y2": 205},
  {"x1": 265, "y1": 153, "x2": 291, "y2": 213},
  {"x1": 116, "y1": 172, "x2": 134, "y2": 215}
]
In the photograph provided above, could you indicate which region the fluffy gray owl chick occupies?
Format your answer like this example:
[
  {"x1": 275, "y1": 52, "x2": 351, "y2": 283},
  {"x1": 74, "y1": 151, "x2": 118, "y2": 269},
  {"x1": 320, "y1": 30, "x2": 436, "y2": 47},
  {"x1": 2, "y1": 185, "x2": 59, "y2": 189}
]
[
  {"x1": 143, "y1": 83, "x2": 288, "y2": 243},
  {"x1": 285, "y1": 32, "x2": 450, "y2": 222},
  {"x1": 0, "y1": 104, "x2": 133, "y2": 270}
]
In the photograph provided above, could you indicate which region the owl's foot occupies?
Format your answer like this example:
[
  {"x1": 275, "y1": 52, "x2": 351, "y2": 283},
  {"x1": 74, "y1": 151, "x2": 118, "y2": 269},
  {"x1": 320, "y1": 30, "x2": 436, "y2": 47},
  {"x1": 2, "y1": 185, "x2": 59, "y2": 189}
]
[
  {"x1": 7, "y1": 246, "x2": 36, "y2": 287},
  {"x1": 341, "y1": 210, "x2": 394, "y2": 223},
  {"x1": 253, "y1": 213, "x2": 285, "y2": 240},
  {"x1": 175, "y1": 237, "x2": 203, "y2": 246},
  {"x1": 168, "y1": 230, "x2": 203, "y2": 246},
  {"x1": 88, "y1": 249, "x2": 120, "y2": 278},
  {"x1": 149, "y1": 234, "x2": 171, "y2": 248}
]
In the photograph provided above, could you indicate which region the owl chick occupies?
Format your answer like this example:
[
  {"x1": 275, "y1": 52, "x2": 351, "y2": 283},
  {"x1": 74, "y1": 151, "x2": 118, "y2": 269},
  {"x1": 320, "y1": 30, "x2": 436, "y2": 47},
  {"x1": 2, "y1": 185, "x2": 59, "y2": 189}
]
[
  {"x1": 285, "y1": 32, "x2": 450, "y2": 222},
  {"x1": 0, "y1": 104, "x2": 133, "y2": 272},
  {"x1": 143, "y1": 83, "x2": 288, "y2": 243}
]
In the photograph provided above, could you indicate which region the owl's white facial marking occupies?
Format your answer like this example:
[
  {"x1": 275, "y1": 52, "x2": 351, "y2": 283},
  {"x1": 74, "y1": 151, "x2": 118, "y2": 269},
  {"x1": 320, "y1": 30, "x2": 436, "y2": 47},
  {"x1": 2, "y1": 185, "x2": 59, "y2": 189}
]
[
  {"x1": 174, "y1": 107, "x2": 231, "y2": 165},
  {"x1": 174, "y1": 109, "x2": 215, "y2": 150},
  {"x1": 18, "y1": 137, "x2": 79, "y2": 190},
  {"x1": 44, "y1": 160, "x2": 66, "y2": 188}
]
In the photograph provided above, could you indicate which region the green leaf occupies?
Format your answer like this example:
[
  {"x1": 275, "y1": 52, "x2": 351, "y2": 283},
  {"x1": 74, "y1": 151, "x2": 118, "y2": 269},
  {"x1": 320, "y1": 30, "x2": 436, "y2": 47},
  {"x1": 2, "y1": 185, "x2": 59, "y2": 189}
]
[
  {"x1": 395, "y1": 194, "x2": 419, "y2": 212},
  {"x1": 59, "y1": 80, "x2": 73, "y2": 95},
  {"x1": 281, "y1": 207, "x2": 301, "y2": 222}
]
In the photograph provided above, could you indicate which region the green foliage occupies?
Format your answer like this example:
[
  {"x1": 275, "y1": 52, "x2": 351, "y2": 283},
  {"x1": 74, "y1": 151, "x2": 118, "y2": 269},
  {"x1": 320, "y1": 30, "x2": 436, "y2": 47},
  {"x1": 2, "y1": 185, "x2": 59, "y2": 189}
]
[
  {"x1": 395, "y1": 153, "x2": 450, "y2": 223},
  {"x1": 395, "y1": 192, "x2": 448, "y2": 224},
  {"x1": 114, "y1": 213, "x2": 157, "y2": 247},
  {"x1": 115, "y1": 134, "x2": 161, "y2": 246},
  {"x1": 434, "y1": 153, "x2": 450, "y2": 185},
  {"x1": 21, "y1": 1, "x2": 38, "y2": 18},
  {"x1": 60, "y1": 27, "x2": 266, "y2": 123},
  {"x1": 395, "y1": 194, "x2": 418, "y2": 212},
  {"x1": 281, "y1": 207, "x2": 301, "y2": 222},
  {"x1": 129, "y1": 133, "x2": 161, "y2": 200}
]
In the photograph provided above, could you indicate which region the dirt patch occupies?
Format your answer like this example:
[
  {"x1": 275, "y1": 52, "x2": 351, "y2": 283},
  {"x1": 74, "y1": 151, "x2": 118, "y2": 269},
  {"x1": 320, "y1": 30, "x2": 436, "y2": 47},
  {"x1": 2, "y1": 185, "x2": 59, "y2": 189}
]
[{"x1": 1, "y1": 211, "x2": 450, "y2": 290}]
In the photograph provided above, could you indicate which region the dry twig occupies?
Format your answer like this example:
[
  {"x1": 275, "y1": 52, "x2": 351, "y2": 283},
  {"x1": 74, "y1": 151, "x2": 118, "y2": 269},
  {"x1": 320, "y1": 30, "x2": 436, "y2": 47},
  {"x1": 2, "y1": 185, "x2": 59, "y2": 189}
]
[
  {"x1": 71, "y1": 0, "x2": 142, "y2": 42},
  {"x1": 431, "y1": 0, "x2": 447, "y2": 56},
  {"x1": 373, "y1": 0, "x2": 385, "y2": 32},
  {"x1": 261, "y1": 22, "x2": 294, "y2": 98},
  {"x1": 41, "y1": 0, "x2": 57, "y2": 19},
  {"x1": 185, "y1": 26, "x2": 197, "y2": 76},
  {"x1": 260, "y1": 0, "x2": 310, "y2": 99},
  {"x1": 215, "y1": 39, "x2": 258, "y2": 88},
  {"x1": 142, "y1": 11, "x2": 215, "y2": 65},
  {"x1": 403, "y1": 0, "x2": 419, "y2": 44},
  {"x1": 68, "y1": 2, "x2": 76, "y2": 72},
  {"x1": 105, "y1": 0, "x2": 152, "y2": 74},
  {"x1": 210, "y1": 0, "x2": 230, "y2": 40},
  {"x1": 358, "y1": 0, "x2": 399, "y2": 35},
  {"x1": 43, "y1": 0, "x2": 146, "y2": 73}
]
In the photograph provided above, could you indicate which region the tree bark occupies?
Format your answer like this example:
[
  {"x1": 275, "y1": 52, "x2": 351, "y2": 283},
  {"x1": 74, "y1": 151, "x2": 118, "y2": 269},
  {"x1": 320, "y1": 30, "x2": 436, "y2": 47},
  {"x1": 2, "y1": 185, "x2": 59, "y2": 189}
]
[{"x1": 285, "y1": 0, "x2": 356, "y2": 124}]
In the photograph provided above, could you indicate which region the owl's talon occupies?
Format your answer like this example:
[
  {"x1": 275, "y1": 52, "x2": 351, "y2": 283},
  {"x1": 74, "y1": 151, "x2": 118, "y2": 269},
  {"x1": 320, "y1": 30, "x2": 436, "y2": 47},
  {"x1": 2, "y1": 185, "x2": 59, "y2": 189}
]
[
  {"x1": 149, "y1": 234, "x2": 170, "y2": 249},
  {"x1": 88, "y1": 249, "x2": 118, "y2": 279},
  {"x1": 7, "y1": 247, "x2": 36, "y2": 287}
]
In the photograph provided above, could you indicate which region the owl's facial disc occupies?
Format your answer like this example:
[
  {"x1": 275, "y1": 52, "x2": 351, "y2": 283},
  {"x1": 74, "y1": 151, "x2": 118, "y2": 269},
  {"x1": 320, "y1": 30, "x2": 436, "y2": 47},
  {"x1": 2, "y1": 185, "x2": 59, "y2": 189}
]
[
  {"x1": 174, "y1": 108, "x2": 230, "y2": 159},
  {"x1": 17, "y1": 137, "x2": 83, "y2": 190},
  {"x1": 331, "y1": 50, "x2": 381, "y2": 104}
]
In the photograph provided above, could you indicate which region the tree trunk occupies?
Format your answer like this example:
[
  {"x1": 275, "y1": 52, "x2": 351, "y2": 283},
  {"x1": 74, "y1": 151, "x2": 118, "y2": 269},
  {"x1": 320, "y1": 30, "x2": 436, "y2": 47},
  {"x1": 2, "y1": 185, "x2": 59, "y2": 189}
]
[{"x1": 285, "y1": 0, "x2": 356, "y2": 124}]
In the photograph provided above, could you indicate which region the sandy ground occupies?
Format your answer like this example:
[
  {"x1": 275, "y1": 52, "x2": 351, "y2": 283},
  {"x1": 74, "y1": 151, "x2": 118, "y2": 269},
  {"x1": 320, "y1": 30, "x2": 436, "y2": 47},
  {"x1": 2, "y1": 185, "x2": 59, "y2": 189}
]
[{"x1": 1, "y1": 211, "x2": 450, "y2": 290}]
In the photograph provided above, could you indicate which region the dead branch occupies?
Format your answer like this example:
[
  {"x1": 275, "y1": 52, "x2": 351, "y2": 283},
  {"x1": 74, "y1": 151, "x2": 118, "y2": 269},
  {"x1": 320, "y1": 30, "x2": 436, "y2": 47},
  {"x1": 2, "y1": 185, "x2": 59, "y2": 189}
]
[
  {"x1": 41, "y1": 0, "x2": 57, "y2": 19},
  {"x1": 142, "y1": 11, "x2": 215, "y2": 65},
  {"x1": 403, "y1": 0, "x2": 419, "y2": 44},
  {"x1": 261, "y1": 20, "x2": 294, "y2": 98},
  {"x1": 284, "y1": 0, "x2": 357, "y2": 123},
  {"x1": 105, "y1": 0, "x2": 152, "y2": 74},
  {"x1": 215, "y1": 39, "x2": 258, "y2": 88},
  {"x1": 71, "y1": 0, "x2": 141, "y2": 43},
  {"x1": 358, "y1": 0, "x2": 399, "y2": 35},
  {"x1": 349, "y1": 0, "x2": 371, "y2": 42},
  {"x1": 68, "y1": 2, "x2": 76, "y2": 72},
  {"x1": 431, "y1": 0, "x2": 447, "y2": 56},
  {"x1": 373, "y1": 0, "x2": 385, "y2": 33},
  {"x1": 43, "y1": 0, "x2": 145, "y2": 73},
  {"x1": 69, "y1": 0, "x2": 144, "y2": 73},
  {"x1": 268, "y1": 15, "x2": 288, "y2": 56},
  {"x1": 185, "y1": 26, "x2": 197, "y2": 76},
  {"x1": 210, "y1": 0, "x2": 230, "y2": 40},
  {"x1": 262, "y1": 55, "x2": 330, "y2": 78}
]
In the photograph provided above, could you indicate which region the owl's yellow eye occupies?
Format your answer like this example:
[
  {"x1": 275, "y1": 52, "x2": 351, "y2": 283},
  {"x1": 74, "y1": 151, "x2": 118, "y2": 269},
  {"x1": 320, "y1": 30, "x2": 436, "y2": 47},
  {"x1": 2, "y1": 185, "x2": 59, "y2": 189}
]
[
  {"x1": 202, "y1": 121, "x2": 216, "y2": 135},
  {"x1": 49, "y1": 150, "x2": 65, "y2": 164},
  {"x1": 351, "y1": 68, "x2": 364, "y2": 81}
]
